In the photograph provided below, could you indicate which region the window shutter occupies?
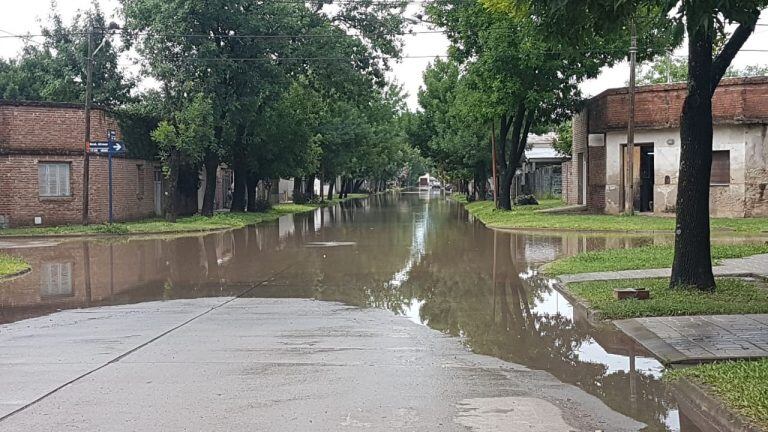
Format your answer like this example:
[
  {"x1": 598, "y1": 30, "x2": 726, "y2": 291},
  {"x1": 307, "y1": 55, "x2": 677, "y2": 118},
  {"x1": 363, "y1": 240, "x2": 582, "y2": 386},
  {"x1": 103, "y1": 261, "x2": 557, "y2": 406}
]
[{"x1": 711, "y1": 151, "x2": 730, "y2": 184}]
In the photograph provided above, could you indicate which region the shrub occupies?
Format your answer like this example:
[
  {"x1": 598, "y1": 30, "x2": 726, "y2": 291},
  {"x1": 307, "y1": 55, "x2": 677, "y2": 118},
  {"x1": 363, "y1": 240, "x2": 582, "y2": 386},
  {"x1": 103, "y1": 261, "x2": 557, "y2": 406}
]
[
  {"x1": 514, "y1": 194, "x2": 539, "y2": 206},
  {"x1": 292, "y1": 191, "x2": 308, "y2": 204},
  {"x1": 252, "y1": 198, "x2": 272, "y2": 212}
]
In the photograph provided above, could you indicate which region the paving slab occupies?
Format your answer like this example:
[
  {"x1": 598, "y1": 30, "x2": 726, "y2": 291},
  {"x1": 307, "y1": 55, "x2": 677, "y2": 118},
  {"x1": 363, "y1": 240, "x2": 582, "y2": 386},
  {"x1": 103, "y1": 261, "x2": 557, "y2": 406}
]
[
  {"x1": 0, "y1": 298, "x2": 645, "y2": 431},
  {"x1": 615, "y1": 314, "x2": 768, "y2": 364}
]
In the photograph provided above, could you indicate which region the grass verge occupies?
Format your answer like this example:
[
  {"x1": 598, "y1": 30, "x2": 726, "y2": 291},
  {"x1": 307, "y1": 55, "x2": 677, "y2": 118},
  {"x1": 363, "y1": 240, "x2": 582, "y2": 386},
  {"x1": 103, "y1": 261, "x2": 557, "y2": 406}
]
[
  {"x1": 565, "y1": 277, "x2": 768, "y2": 319},
  {"x1": 667, "y1": 359, "x2": 768, "y2": 430},
  {"x1": 543, "y1": 243, "x2": 768, "y2": 276},
  {"x1": 0, "y1": 254, "x2": 30, "y2": 278},
  {"x1": 452, "y1": 193, "x2": 567, "y2": 214},
  {"x1": 457, "y1": 198, "x2": 768, "y2": 233},
  {"x1": 0, "y1": 194, "x2": 367, "y2": 237}
]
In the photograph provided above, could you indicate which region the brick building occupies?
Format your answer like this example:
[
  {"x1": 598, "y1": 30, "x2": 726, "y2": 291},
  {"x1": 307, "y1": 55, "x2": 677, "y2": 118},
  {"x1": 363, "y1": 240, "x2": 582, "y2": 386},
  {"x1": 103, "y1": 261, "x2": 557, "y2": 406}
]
[
  {"x1": 0, "y1": 101, "x2": 161, "y2": 228},
  {"x1": 563, "y1": 77, "x2": 768, "y2": 217}
]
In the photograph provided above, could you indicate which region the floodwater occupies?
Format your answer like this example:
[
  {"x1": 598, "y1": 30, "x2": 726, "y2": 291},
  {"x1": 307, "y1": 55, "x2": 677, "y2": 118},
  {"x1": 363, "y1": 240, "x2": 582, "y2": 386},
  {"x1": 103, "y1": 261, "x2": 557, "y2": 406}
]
[{"x1": 2, "y1": 192, "x2": 764, "y2": 431}]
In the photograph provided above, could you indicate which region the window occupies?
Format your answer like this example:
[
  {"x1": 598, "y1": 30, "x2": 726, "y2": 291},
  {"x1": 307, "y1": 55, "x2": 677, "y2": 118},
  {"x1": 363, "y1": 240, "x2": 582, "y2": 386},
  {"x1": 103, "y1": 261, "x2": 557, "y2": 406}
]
[
  {"x1": 137, "y1": 164, "x2": 146, "y2": 198},
  {"x1": 711, "y1": 151, "x2": 730, "y2": 185},
  {"x1": 40, "y1": 262, "x2": 73, "y2": 298},
  {"x1": 38, "y1": 163, "x2": 71, "y2": 197}
]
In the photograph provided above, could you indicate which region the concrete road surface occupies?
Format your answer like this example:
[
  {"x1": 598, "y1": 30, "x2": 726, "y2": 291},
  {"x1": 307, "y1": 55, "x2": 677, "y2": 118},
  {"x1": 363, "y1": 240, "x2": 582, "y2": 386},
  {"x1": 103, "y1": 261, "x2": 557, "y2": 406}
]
[{"x1": 0, "y1": 297, "x2": 643, "y2": 431}]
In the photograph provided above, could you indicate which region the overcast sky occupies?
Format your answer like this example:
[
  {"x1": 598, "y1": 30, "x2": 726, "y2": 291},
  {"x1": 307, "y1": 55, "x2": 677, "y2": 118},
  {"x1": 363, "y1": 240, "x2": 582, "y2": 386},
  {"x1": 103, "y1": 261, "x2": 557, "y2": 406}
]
[{"x1": 1, "y1": 1, "x2": 767, "y2": 110}]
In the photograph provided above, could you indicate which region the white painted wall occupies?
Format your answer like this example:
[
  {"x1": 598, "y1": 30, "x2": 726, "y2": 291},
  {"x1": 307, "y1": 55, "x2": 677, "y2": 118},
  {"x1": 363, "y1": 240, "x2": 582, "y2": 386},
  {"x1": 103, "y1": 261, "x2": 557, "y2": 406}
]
[{"x1": 603, "y1": 124, "x2": 759, "y2": 217}]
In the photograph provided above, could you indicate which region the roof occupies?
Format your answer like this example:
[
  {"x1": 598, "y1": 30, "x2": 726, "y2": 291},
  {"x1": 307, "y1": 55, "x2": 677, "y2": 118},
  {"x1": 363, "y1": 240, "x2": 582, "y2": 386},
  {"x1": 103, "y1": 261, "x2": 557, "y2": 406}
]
[
  {"x1": 589, "y1": 76, "x2": 768, "y2": 101},
  {"x1": 525, "y1": 147, "x2": 568, "y2": 161}
]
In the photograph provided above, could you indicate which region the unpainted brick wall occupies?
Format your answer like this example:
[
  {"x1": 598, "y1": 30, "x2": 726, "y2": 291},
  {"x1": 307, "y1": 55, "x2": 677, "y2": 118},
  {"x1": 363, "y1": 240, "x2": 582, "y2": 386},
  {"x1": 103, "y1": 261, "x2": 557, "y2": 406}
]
[
  {"x1": 588, "y1": 77, "x2": 768, "y2": 133},
  {"x1": 0, "y1": 103, "x2": 120, "y2": 152},
  {"x1": 0, "y1": 154, "x2": 158, "y2": 227}
]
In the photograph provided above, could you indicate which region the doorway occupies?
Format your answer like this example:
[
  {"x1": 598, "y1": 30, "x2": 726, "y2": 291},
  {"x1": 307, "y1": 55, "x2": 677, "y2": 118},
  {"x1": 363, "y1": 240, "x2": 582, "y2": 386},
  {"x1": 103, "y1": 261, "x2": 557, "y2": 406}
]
[{"x1": 639, "y1": 146, "x2": 654, "y2": 212}]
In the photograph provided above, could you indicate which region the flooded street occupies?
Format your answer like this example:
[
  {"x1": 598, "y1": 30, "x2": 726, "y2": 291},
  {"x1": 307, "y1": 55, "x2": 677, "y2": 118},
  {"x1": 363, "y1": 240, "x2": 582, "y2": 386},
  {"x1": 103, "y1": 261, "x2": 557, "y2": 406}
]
[{"x1": 2, "y1": 192, "x2": 759, "y2": 431}]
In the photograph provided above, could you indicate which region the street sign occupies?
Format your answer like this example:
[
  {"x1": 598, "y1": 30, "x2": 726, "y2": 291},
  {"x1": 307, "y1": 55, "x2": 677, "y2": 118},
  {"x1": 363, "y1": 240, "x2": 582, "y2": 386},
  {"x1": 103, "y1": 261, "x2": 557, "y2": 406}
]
[{"x1": 89, "y1": 141, "x2": 126, "y2": 154}]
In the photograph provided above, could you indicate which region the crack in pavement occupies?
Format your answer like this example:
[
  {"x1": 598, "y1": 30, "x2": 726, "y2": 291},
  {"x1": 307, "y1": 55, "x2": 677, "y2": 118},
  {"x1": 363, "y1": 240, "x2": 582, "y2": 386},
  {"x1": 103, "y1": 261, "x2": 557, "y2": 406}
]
[{"x1": 0, "y1": 264, "x2": 293, "y2": 424}]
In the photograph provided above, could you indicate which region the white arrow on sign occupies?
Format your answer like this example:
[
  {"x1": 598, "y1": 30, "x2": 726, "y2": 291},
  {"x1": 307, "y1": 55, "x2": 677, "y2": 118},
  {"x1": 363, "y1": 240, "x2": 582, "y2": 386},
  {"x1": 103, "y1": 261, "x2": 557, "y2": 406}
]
[{"x1": 111, "y1": 142, "x2": 123, "y2": 152}]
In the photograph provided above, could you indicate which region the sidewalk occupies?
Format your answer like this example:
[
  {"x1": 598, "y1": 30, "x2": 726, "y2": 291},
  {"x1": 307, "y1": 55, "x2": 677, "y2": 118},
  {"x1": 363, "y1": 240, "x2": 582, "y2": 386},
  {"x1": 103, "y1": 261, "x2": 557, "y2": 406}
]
[
  {"x1": 558, "y1": 253, "x2": 768, "y2": 284},
  {"x1": 555, "y1": 253, "x2": 768, "y2": 365},
  {"x1": 614, "y1": 314, "x2": 768, "y2": 364}
]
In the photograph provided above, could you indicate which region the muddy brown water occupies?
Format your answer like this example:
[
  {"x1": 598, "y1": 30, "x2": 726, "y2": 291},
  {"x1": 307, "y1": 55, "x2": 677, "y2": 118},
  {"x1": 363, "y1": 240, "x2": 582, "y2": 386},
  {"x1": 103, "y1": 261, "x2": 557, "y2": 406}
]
[{"x1": 2, "y1": 192, "x2": 764, "y2": 431}]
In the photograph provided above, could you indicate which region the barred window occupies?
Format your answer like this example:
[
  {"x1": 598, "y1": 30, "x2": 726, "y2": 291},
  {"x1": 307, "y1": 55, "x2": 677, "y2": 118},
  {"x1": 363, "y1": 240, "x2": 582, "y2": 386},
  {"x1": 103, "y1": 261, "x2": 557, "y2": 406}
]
[
  {"x1": 38, "y1": 163, "x2": 71, "y2": 197},
  {"x1": 711, "y1": 151, "x2": 730, "y2": 185}
]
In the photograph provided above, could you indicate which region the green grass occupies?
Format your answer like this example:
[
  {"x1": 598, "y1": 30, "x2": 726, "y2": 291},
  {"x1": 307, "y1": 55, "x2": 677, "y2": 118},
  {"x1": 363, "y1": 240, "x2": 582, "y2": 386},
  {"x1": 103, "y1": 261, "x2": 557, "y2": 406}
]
[
  {"x1": 667, "y1": 359, "x2": 768, "y2": 429},
  {"x1": 544, "y1": 243, "x2": 768, "y2": 276},
  {"x1": 0, "y1": 254, "x2": 30, "y2": 278},
  {"x1": 566, "y1": 277, "x2": 768, "y2": 319},
  {"x1": 452, "y1": 194, "x2": 567, "y2": 213},
  {"x1": 0, "y1": 195, "x2": 367, "y2": 237},
  {"x1": 459, "y1": 199, "x2": 768, "y2": 233}
]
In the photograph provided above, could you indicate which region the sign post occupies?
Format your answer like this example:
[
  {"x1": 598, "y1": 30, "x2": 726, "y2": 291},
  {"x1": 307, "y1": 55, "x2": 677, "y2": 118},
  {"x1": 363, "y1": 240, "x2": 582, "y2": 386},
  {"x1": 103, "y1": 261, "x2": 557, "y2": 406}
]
[{"x1": 90, "y1": 131, "x2": 126, "y2": 224}]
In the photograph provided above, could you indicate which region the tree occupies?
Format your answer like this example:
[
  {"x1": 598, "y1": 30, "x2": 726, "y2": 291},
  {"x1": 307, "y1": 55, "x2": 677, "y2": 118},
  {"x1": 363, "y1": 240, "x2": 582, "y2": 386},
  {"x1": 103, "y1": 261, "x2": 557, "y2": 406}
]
[
  {"x1": 123, "y1": 0, "x2": 410, "y2": 214},
  {"x1": 151, "y1": 94, "x2": 214, "y2": 221},
  {"x1": 0, "y1": 2, "x2": 132, "y2": 106},
  {"x1": 493, "y1": 0, "x2": 766, "y2": 290},
  {"x1": 552, "y1": 121, "x2": 573, "y2": 156},
  {"x1": 638, "y1": 55, "x2": 768, "y2": 85},
  {"x1": 425, "y1": 1, "x2": 669, "y2": 209}
]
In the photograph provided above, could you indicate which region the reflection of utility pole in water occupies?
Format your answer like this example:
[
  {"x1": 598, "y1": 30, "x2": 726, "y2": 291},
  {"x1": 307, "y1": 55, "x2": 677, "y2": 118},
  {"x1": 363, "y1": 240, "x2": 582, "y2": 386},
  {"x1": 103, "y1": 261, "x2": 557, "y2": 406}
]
[
  {"x1": 109, "y1": 243, "x2": 115, "y2": 302},
  {"x1": 629, "y1": 348, "x2": 638, "y2": 414},
  {"x1": 82, "y1": 242, "x2": 92, "y2": 307},
  {"x1": 492, "y1": 230, "x2": 497, "y2": 320}
]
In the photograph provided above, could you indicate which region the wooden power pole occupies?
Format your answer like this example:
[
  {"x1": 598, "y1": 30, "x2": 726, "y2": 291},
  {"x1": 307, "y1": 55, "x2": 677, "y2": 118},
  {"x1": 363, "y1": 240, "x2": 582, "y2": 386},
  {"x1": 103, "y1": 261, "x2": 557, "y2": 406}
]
[
  {"x1": 625, "y1": 19, "x2": 637, "y2": 216},
  {"x1": 82, "y1": 25, "x2": 94, "y2": 225},
  {"x1": 490, "y1": 123, "x2": 498, "y2": 207}
]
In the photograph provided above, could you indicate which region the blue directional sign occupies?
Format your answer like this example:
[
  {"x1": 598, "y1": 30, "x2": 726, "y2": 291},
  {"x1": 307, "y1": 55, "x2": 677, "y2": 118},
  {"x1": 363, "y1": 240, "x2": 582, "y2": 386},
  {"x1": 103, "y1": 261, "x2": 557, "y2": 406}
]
[{"x1": 89, "y1": 141, "x2": 126, "y2": 154}]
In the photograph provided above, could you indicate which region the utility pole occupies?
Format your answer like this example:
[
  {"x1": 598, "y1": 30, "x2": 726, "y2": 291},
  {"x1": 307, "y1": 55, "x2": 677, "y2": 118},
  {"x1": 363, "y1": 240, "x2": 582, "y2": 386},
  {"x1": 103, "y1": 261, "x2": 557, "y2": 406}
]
[
  {"x1": 490, "y1": 123, "x2": 498, "y2": 207},
  {"x1": 82, "y1": 24, "x2": 94, "y2": 225},
  {"x1": 625, "y1": 19, "x2": 637, "y2": 216}
]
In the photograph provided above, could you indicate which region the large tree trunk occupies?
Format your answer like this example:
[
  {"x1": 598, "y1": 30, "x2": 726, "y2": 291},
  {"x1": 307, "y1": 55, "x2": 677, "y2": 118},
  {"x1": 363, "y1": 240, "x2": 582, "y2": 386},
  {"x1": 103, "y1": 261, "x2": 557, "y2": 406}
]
[
  {"x1": 305, "y1": 175, "x2": 315, "y2": 198},
  {"x1": 670, "y1": 19, "x2": 716, "y2": 290},
  {"x1": 164, "y1": 148, "x2": 180, "y2": 222},
  {"x1": 353, "y1": 179, "x2": 364, "y2": 193},
  {"x1": 293, "y1": 177, "x2": 302, "y2": 197},
  {"x1": 201, "y1": 151, "x2": 218, "y2": 217},
  {"x1": 246, "y1": 173, "x2": 258, "y2": 212},
  {"x1": 498, "y1": 171, "x2": 513, "y2": 210},
  {"x1": 669, "y1": 10, "x2": 758, "y2": 291},
  {"x1": 326, "y1": 177, "x2": 335, "y2": 201},
  {"x1": 338, "y1": 177, "x2": 346, "y2": 200},
  {"x1": 231, "y1": 163, "x2": 247, "y2": 212},
  {"x1": 496, "y1": 106, "x2": 534, "y2": 210}
]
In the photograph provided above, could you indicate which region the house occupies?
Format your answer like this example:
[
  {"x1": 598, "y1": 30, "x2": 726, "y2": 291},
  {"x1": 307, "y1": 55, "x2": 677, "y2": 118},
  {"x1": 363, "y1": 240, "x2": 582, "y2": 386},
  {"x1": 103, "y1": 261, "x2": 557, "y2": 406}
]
[
  {"x1": 513, "y1": 132, "x2": 569, "y2": 198},
  {"x1": 0, "y1": 100, "x2": 161, "y2": 228},
  {"x1": 563, "y1": 77, "x2": 768, "y2": 217}
]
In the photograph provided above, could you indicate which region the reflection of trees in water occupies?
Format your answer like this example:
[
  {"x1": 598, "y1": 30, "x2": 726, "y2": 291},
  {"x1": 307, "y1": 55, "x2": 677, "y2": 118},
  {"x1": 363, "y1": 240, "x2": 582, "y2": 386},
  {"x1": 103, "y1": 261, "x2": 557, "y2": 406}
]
[{"x1": 399, "y1": 224, "x2": 675, "y2": 431}]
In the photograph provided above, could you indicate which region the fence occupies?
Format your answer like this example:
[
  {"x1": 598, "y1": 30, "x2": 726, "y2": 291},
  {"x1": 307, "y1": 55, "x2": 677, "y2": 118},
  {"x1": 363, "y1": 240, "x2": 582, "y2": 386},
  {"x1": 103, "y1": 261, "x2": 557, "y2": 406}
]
[{"x1": 512, "y1": 165, "x2": 562, "y2": 199}]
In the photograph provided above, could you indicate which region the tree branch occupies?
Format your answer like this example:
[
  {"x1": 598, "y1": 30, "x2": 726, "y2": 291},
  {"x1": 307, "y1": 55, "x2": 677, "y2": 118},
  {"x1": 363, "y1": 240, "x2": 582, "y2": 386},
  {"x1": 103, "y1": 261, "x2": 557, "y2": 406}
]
[
  {"x1": 498, "y1": 113, "x2": 510, "y2": 168},
  {"x1": 711, "y1": 13, "x2": 759, "y2": 92},
  {"x1": 515, "y1": 109, "x2": 535, "y2": 164},
  {"x1": 506, "y1": 103, "x2": 526, "y2": 170}
]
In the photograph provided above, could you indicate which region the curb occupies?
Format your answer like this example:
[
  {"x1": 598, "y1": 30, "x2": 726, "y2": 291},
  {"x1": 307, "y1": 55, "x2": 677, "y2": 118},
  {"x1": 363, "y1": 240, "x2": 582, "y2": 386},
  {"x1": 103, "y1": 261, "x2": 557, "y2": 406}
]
[{"x1": 672, "y1": 377, "x2": 765, "y2": 432}]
